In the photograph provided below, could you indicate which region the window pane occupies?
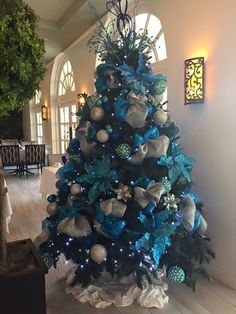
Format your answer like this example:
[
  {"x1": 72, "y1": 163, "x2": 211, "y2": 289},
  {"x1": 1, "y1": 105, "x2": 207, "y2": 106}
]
[
  {"x1": 135, "y1": 14, "x2": 148, "y2": 32},
  {"x1": 60, "y1": 108, "x2": 65, "y2": 123},
  {"x1": 61, "y1": 141, "x2": 65, "y2": 154},
  {"x1": 149, "y1": 49, "x2": 156, "y2": 64},
  {"x1": 57, "y1": 60, "x2": 75, "y2": 96},
  {"x1": 64, "y1": 107, "x2": 69, "y2": 123},
  {"x1": 147, "y1": 15, "x2": 162, "y2": 39},
  {"x1": 72, "y1": 123, "x2": 77, "y2": 137},
  {"x1": 61, "y1": 125, "x2": 65, "y2": 140},
  {"x1": 71, "y1": 105, "x2": 77, "y2": 123},
  {"x1": 155, "y1": 32, "x2": 167, "y2": 61}
]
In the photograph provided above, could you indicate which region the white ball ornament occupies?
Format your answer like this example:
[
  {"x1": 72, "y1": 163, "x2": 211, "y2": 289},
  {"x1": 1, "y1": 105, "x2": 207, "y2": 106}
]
[
  {"x1": 153, "y1": 110, "x2": 168, "y2": 126},
  {"x1": 96, "y1": 129, "x2": 109, "y2": 143},
  {"x1": 90, "y1": 244, "x2": 107, "y2": 263},
  {"x1": 90, "y1": 107, "x2": 105, "y2": 121},
  {"x1": 70, "y1": 183, "x2": 82, "y2": 195},
  {"x1": 47, "y1": 201, "x2": 59, "y2": 216}
]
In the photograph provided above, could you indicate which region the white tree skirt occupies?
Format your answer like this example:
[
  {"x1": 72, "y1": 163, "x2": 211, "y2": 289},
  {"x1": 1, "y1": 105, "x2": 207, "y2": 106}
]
[{"x1": 65, "y1": 268, "x2": 169, "y2": 309}]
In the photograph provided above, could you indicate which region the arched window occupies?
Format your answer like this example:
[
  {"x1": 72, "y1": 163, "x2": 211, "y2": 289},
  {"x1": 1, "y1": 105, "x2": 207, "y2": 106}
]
[
  {"x1": 134, "y1": 13, "x2": 167, "y2": 104},
  {"x1": 134, "y1": 13, "x2": 167, "y2": 64},
  {"x1": 58, "y1": 60, "x2": 75, "y2": 96},
  {"x1": 57, "y1": 60, "x2": 77, "y2": 153}
]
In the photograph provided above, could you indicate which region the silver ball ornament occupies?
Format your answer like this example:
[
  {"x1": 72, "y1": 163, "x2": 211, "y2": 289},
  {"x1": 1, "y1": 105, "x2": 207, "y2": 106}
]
[
  {"x1": 70, "y1": 183, "x2": 82, "y2": 195},
  {"x1": 90, "y1": 244, "x2": 107, "y2": 263},
  {"x1": 96, "y1": 129, "x2": 109, "y2": 142},
  {"x1": 90, "y1": 107, "x2": 105, "y2": 121},
  {"x1": 153, "y1": 110, "x2": 168, "y2": 126},
  {"x1": 47, "y1": 201, "x2": 59, "y2": 216}
]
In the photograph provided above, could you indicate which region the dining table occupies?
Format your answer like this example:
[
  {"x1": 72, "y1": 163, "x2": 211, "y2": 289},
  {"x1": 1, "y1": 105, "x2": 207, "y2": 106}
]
[{"x1": 39, "y1": 165, "x2": 61, "y2": 198}]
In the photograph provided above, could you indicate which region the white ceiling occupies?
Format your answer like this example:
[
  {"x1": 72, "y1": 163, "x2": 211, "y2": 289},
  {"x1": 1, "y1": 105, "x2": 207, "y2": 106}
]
[{"x1": 26, "y1": 0, "x2": 108, "y2": 64}]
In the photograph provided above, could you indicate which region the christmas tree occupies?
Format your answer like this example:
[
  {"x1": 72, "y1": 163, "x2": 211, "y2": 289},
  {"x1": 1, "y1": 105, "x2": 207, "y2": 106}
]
[{"x1": 35, "y1": 0, "x2": 214, "y2": 307}]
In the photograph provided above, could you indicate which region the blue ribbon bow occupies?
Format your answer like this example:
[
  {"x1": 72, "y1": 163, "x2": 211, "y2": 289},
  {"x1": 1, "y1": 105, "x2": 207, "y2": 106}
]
[
  {"x1": 96, "y1": 205, "x2": 126, "y2": 239},
  {"x1": 133, "y1": 127, "x2": 160, "y2": 147}
]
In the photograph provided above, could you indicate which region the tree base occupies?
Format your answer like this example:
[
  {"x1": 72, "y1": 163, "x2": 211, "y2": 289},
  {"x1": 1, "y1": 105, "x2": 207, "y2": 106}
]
[{"x1": 65, "y1": 269, "x2": 169, "y2": 308}]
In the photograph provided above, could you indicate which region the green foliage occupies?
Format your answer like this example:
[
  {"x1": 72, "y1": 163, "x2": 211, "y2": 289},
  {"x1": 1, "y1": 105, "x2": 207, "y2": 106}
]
[{"x1": 0, "y1": 0, "x2": 46, "y2": 117}]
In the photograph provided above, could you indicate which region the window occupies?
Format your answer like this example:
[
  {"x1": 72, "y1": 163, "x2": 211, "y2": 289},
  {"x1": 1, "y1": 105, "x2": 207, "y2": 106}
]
[
  {"x1": 57, "y1": 60, "x2": 77, "y2": 153},
  {"x1": 134, "y1": 13, "x2": 167, "y2": 64},
  {"x1": 59, "y1": 103, "x2": 78, "y2": 153},
  {"x1": 58, "y1": 60, "x2": 75, "y2": 96},
  {"x1": 36, "y1": 112, "x2": 43, "y2": 144},
  {"x1": 30, "y1": 90, "x2": 43, "y2": 143}
]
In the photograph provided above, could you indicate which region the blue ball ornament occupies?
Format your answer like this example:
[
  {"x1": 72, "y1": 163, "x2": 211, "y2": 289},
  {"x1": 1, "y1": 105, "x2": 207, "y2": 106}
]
[
  {"x1": 168, "y1": 266, "x2": 185, "y2": 284},
  {"x1": 71, "y1": 139, "x2": 80, "y2": 152},
  {"x1": 103, "y1": 103, "x2": 113, "y2": 113},
  {"x1": 101, "y1": 96, "x2": 108, "y2": 103},
  {"x1": 47, "y1": 194, "x2": 57, "y2": 203},
  {"x1": 110, "y1": 131, "x2": 120, "y2": 142}
]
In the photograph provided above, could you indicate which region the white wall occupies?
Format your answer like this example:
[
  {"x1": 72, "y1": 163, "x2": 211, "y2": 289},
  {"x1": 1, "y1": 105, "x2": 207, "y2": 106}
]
[
  {"x1": 138, "y1": 0, "x2": 236, "y2": 289},
  {"x1": 31, "y1": 0, "x2": 236, "y2": 289}
]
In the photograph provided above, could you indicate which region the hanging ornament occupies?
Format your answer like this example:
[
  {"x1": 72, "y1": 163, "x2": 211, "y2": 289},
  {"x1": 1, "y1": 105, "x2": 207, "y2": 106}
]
[
  {"x1": 96, "y1": 129, "x2": 109, "y2": 142},
  {"x1": 110, "y1": 130, "x2": 120, "y2": 142},
  {"x1": 90, "y1": 107, "x2": 105, "y2": 121},
  {"x1": 153, "y1": 80, "x2": 167, "y2": 96},
  {"x1": 105, "y1": 124, "x2": 113, "y2": 133},
  {"x1": 116, "y1": 144, "x2": 131, "y2": 159},
  {"x1": 161, "y1": 178, "x2": 172, "y2": 193},
  {"x1": 87, "y1": 95, "x2": 102, "y2": 109},
  {"x1": 168, "y1": 266, "x2": 185, "y2": 284},
  {"x1": 47, "y1": 194, "x2": 57, "y2": 203},
  {"x1": 70, "y1": 183, "x2": 82, "y2": 195},
  {"x1": 163, "y1": 193, "x2": 180, "y2": 210},
  {"x1": 90, "y1": 244, "x2": 107, "y2": 263},
  {"x1": 101, "y1": 96, "x2": 108, "y2": 103},
  {"x1": 47, "y1": 201, "x2": 59, "y2": 216},
  {"x1": 153, "y1": 110, "x2": 168, "y2": 126},
  {"x1": 114, "y1": 183, "x2": 132, "y2": 202}
]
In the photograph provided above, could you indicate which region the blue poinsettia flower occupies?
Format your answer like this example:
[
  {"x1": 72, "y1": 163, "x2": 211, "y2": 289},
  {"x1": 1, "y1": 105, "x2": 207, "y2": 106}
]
[
  {"x1": 76, "y1": 156, "x2": 118, "y2": 204},
  {"x1": 116, "y1": 54, "x2": 166, "y2": 95},
  {"x1": 135, "y1": 209, "x2": 179, "y2": 267},
  {"x1": 158, "y1": 143, "x2": 195, "y2": 183}
]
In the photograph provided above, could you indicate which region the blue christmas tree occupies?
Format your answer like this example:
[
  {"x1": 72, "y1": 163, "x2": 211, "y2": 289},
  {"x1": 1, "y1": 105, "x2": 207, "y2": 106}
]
[{"x1": 36, "y1": 0, "x2": 214, "y2": 292}]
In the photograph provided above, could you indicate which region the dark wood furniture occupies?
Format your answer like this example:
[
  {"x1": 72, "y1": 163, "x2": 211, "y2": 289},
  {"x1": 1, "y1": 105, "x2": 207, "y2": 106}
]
[
  {"x1": 24, "y1": 144, "x2": 46, "y2": 178},
  {"x1": 0, "y1": 145, "x2": 21, "y2": 176}
]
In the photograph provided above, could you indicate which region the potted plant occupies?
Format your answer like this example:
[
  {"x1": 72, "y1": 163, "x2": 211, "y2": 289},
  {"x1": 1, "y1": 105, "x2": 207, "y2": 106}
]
[
  {"x1": 0, "y1": 0, "x2": 47, "y2": 311},
  {"x1": 0, "y1": 0, "x2": 46, "y2": 117}
]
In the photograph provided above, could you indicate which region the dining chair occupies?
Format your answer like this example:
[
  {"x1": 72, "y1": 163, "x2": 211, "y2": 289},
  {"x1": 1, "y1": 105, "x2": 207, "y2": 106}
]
[
  {"x1": 0, "y1": 145, "x2": 21, "y2": 176},
  {"x1": 24, "y1": 144, "x2": 46, "y2": 178}
]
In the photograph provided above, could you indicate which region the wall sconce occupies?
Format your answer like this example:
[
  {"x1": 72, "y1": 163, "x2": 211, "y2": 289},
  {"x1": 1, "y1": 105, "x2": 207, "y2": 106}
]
[
  {"x1": 185, "y1": 57, "x2": 204, "y2": 105},
  {"x1": 77, "y1": 92, "x2": 88, "y2": 110},
  {"x1": 41, "y1": 105, "x2": 48, "y2": 120}
]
